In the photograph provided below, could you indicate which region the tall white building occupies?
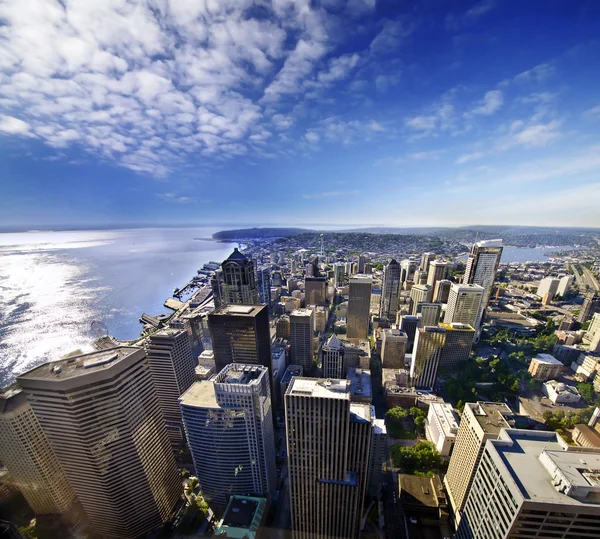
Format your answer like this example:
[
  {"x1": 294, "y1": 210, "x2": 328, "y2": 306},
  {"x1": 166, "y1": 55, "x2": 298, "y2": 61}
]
[
  {"x1": 416, "y1": 302, "x2": 442, "y2": 327},
  {"x1": 426, "y1": 403, "x2": 460, "y2": 456},
  {"x1": 146, "y1": 326, "x2": 196, "y2": 449},
  {"x1": 444, "y1": 284, "x2": 484, "y2": 327},
  {"x1": 456, "y1": 429, "x2": 600, "y2": 539},
  {"x1": 557, "y1": 274, "x2": 574, "y2": 297},
  {"x1": 410, "y1": 284, "x2": 433, "y2": 315},
  {"x1": 463, "y1": 239, "x2": 503, "y2": 330},
  {"x1": 348, "y1": 275, "x2": 373, "y2": 340},
  {"x1": 380, "y1": 259, "x2": 401, "y2": 322},
  {"x1": 290, "y1": 308, "x2": 314, "y2": 370},
  {"x1": 427, "y1": 260, "x2": 449, "y2": 288},
  {"x1": 537, "y1": 276, "x2": 560, "y2": 302},
  {"x1": 180, "y1": 364, "x2": 276, "y2": 507}
]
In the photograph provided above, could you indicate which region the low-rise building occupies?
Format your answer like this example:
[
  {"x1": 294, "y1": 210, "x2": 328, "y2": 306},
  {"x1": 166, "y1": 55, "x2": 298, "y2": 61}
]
[
  {"x1": 213, "y1": 495, "x2": 267, "y2": 539},
  {"x1": 542, "y1": 380, "x2": 582, "y2": 404},
  {"x1": 347, "y1": 367, "x2": 372, "y2": 404},
  {"x1": 425, "y1": 403, "x2": 460, "y2": 456},
  {"x1": 528, "y1": 353, "x2": 565, "y2": 381},
  {"x1": 398, "y1": 474, "x2": 449, "y2": 527},
  {"x1": 570, "y1": 352, "x2": 600, "y2": 382},
  {"x1": 366, "y1": 418, "x2": 387, "y2": 498},
  {"x1": 572, "y1": 424, "x2": 600, "y2": 448}
]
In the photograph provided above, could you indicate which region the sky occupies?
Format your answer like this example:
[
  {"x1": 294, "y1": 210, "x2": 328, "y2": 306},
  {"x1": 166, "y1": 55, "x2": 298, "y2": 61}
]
[{"x1": 1, "y1": 0, "x2": 600, "y2": 230}]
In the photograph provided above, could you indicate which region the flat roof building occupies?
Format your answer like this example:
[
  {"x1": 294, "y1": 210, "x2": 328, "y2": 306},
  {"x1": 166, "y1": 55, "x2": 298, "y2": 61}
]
[
  {"x1": 17, "y1": 347, "x2": 181, "y2": 539},
  {"x1": 347, "y1": 275, "x2": 372, "y2": 340},
  {"x1": 290, "y1": 308, "x2": 314, "y2": 371},
  {"x1": 426, "y1": 402, "x2": 460, "y2": 457},
  {"x1": 381, "y1": 328, "x2": 408, "y2": 369},
  {"x1": 439, "y1": 323, "x2": 475, "y2": 368},
  {"x1": 457, "y1": 429, "x2": 600, "y2": 539},
  {"x1": 543, "y1": 380, "x2": 582, "y2": 404},
  {"x1": 347, "y1": 367, "x2": 372, "y2": 403},
  {"x1": 528, "y1": 353, "x2": 565, "y2": 381},
  {"x1": 411, "y1": 326, "x2": 446, "y2": 390},
  {"x1": 213, "y1": 495, "x2": 267, "y2": 539}
]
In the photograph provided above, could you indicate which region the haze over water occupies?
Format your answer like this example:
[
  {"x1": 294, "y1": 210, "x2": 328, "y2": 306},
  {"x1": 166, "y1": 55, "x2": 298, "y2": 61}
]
[{"x1": 0, "y1": 228, "x2": 235, "y2": 385}]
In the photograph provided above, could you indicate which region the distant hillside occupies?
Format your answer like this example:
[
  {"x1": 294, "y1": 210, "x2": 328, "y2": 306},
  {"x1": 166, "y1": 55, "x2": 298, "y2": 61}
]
[{"x1": 213, "y1": 227, "x2": 312, "y2": 240}]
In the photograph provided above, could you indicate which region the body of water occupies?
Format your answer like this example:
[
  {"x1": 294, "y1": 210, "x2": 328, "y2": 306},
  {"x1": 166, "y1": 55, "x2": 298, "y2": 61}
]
[
  {"x1": 500, "y1": 245, "x2": 578, "y2": 263},
  {"x1": 0, "y1": 228, "x2": 236, "y2": 385}
]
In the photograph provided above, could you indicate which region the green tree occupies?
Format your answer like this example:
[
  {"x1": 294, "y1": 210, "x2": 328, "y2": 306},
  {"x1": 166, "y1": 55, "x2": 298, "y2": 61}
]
[
  {"x1": 577, "y1": 383, "x2": 597, "y2": 405},
  {"x1": 390, "y1": 441, "x2": 443, "y2": 474}
]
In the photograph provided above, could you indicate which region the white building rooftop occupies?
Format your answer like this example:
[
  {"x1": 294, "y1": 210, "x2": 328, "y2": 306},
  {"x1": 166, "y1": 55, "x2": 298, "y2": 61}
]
[{"x1": 287, "y1": 377, "x2": 350, "y2": 400}]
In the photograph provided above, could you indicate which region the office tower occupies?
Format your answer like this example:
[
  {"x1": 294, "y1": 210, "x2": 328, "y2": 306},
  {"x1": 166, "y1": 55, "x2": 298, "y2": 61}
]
[
  {"x1": 537, "y1": 276, "x2": 560, "y2": 302},
  {"x1": 306, "y1": 255, "x2": 319, "y2": 278},
  {"x1": 456, "y1": 429, "x2": 600, "y2": 539},
  {"x1": 209, "y1": 304, "x2": 271, "y2": 374},
  {"x1": 439, "y1": 323, "x2": 475, "y2": 368},
  {"x1": 410, "y1": 326, "x2": 446, "y2": 390},
  {"x1": 276, "y1": 316, "x2": 291, "y2": 340},
  {"x1": 366, "y1": 418, "x2": 387, "y2": 497},
  {"x1": 528, "y1": 353, "x2": 565, "y2": 380},
  {"x1": 333, "y1": 262, "x2": 345, "y2": 287},
  {"x1": 557, "y1": 274, "x2": 574, "y2": 297},
  {"x1": 433, "y1": 279, "x2": 452, "y2": 303},
  {"x1": 290, "y1": 308, "x2": 314, "y2": 370},
  {"x1": 427, "y1": 260, "x2": 449, "y2": 288},
  {"x1": 285, "y1": 378, "x2": 374, "y2": 539},
  {"x1": 413, "y1": 269, "x2": 427, "y2": 285},
  {"x1": 416, "y1": 302, "x2": 442, "y2": 327},
  {"x1": 400, "y1": 314, "x2": 422, "y2": 352},
  {"x1": 579, "y1": 293, "x2": 600, "y2": 323},
  {"x1": 211, "y1": 268, "x2": 224, "y2": 308},
  {"x1": 146, "y1": 326, "x2": 196, "y2": 449},
  {"x1": 400, "y1": 258, "x2": 417, "y2": 284},
  {"x1": 380, "y1": 259, "x2": 401, "y2": 322},
  {"x1": 463, "y1": 239, "x2": 503, "y2": 329},
  {"x1": 364, "y1": 262, "x2": 373, "y2": 274},
  {"x1": 420, "y1": 252, "x2": 436, "y2": 273},
  {"x1": 358, "y1": 254, "x2": 368, "y2": 273},
  {"x1": 256, "y1": 265, "x2": 271, "y2": 306},
  {"x1": 381, "y1": 329, "x2": 408, "y2": 368},
  {"x1": 348, "y1": 275, "x2": 373, "y2": 340},
  {"x1": 444, "y1": 402, "x2": 515, "y2": 517},
  {"x1": 444, "y1": 284, "x2": 484, "y2": 327},
  {"x1": 17, "y1": 348, "x2": 181, "y2": 539},
  {"x1": 0, "y1": 387, "x2": 76, "y2": 517},
  {"x1": 272, "y1": 270, "x2": 284, "y2": 287},
  {"x1": 321, "y1": 335, "x2": 345, "y2": 379},
  {"x1": 180, "y1": 364, "x2": 276, "y2": 507},
  {"x1": 221, "y1": 248, "x2": 259, "y2": 305},
  {"x1": 410, "y1": 284, "x2": 433, "y2": 314},
  {"x1": 304, "y1": 276, "x2": 327, "y2": 306}
]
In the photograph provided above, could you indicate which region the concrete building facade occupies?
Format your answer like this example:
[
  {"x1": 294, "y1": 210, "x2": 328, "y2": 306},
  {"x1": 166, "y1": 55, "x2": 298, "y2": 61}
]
[
  {"x1": 381, "y1": 329, "x2": 408, "y2": 368},
  {"x1": 17, "y1": 348, "x2": 181, "y2": 539},
  {"x1": 439, "y1": 323, "x2": 475, "y2": 368},
  {"x1": 410, "y1": 326, "x2": 447, "y2": 390},
  {"x1": 347, "y1": 275, "x2": 373, "y2": 340},
  {"x1": 444, "y1": 284, "x2": 484, "y2": 327},
  {"x1": 425, "y1": 402, "x2": 460, "y2": 456},
  {"x1": 528, "y1": 353, "x2": 565, "y2": 381},
  {"x1": 380, "y1": 259, "x2": 401, "y2": 322},
  {"x1": 290, "y1": 308, "x2": 315, "y2": 371}
]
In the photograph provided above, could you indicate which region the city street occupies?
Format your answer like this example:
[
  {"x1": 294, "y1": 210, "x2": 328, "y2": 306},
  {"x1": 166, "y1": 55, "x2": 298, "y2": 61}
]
[{"x1": 381, "y1": 470, "x2": 407, "y2": 539}]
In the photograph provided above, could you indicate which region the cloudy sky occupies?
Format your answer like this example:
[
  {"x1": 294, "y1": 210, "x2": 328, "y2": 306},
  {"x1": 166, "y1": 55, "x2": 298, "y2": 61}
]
[{"x1": 1, "y1": 0, "x2": 599, "y2": 229}]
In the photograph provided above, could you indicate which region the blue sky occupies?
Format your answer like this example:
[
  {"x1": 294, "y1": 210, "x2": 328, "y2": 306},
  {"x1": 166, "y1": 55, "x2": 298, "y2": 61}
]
[{"x1": 1, "y1": 0, "x2": 599, "y2": 229}]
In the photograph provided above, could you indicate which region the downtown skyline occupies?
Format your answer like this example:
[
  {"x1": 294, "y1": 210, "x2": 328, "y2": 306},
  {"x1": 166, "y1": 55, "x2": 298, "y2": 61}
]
[{"x1": 1, "y1": 0, "x2": 600, "y2": 228}]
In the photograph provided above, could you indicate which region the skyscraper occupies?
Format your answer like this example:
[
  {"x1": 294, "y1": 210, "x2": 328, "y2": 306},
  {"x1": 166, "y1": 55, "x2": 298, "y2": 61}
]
[
  {"x1": 17, "y1": 348, "x2": 181, "y2": 539},
  {"x1": 146, "y1": 325, "x2": 196, "y2": 449},
  {"x1": 208, "y1": 304, "x2": 271, "y2": 374},
  {"x1": 358, "y1": 254, "x2": 368, "y2": 273},
  {"x1": 427, "y1": 260, "x2": 449, "y2": 288},
  {"x1": 457, "y1": 429, "x2": 600, "y2": 539},
  {"x1": 433, "y1": 279, "x2": 452, "y2": 303},
  {"x1": 381, "y1": 328, "x2": 408, "y2": 368},
  {"x1": 256, "y1": 265, "x2": 271, "y2": 306},
  {"x1": 333, "y1": 262, "x2": 345, "y2": 287},
  {"x1": 410, "y1": 326, "x2": 446, "y2": 390},
  {"x1": 439, "y1": 323, "x2": 475, "y2": 368},
  {"x1": 289, "y1": 308, "x2": 314, "y2": 370},
  {"x1": 221, "y1": 248, "x2": 259, "y2": 305},
  {"x1": 444, "y1": 402, "x2": 515, "y2": 518},
  {"x1": 416, "y1": 302, "x2": 442, "y2": 327},
  {"x1": 180, "y1": 364, "x2": 276, "y2": 507},
  {"x1": 304, "y1": 276, "x2": 327, "y2": 306},
  {"x1": 0, "y1": 387, "x2": 76, "y2": 517},
  {"x1": 420, "y1": 252, "x2": 436, "y2": 273},
  {"x1": 276, "y1": 315, "x2": 291, "y2": 340},
  {"x1": 285, "y1": 377, "x2": 374, "y2": 539},
  {"x1": 400, "y1": 314, "x2": 422, "y2": 352},
  {"x1": 444, "y1": 284, "x2": 484, "y2": 327},
  {"x1": 580, "y1": 293, "x2": 600, "y2": 323},
  {"x1": 321, "y1": 334, "x2": 345, "y2": 378},
  {"x1": 348, "y1": 275, "x2": 373, "y2": 340},
  {"x1": 463, "y1": 239, "x2": 503, "y2": 329},
  {"x1": 400, "y1": 258, "x2": 417, "y2": 284},
  {"x1": 380, "y1": 259, "x2": 401, "y2": 322},
  {"x1": 410, "y1": 283, "x2": 433, "y2": 314}
]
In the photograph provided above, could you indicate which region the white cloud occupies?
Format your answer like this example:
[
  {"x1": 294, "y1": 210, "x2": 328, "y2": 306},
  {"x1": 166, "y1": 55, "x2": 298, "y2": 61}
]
[
  {"x1": 0, "y1": 115, "x2": 32, "y2": 135},
  {"x1": 0, "y1": 0, "x2": 379, "y2": 176},
  {"x1": 472, "y1": 90, "x2": 503, "y2": 115},
  {"x1": 497, "y1": 120, "x2": 562, "y2": 150},
  {"x1": 303, "y1": 190, "x2": 360, "y2": 199},
  {"x1": 583, "y1": 105, "x2": 600, "y2": 120},
  {"x1": 158, "y1": 193, "x2": 195, "y2": 204},
  {"x1": 370, "y1": 20, "x2": 413, "y2": 54},
  {"x1": 305, "y1": 131, "x2": 320, "y2": 144},
  {"x1": 513, "y1": 62, "x2": 555, "y2": 83},
  {"x1": 405, "y1": 115, "x2": 437, "y2": 132},
  {"x1": 409, "y1": 150, "x2": 445, "y2": 160},
  {"x1": 446, "y1": 0, "x2": 496, "y2": 32},
  {"x1": 455, "y1": 151, "x2": 485, "y2": 164}
]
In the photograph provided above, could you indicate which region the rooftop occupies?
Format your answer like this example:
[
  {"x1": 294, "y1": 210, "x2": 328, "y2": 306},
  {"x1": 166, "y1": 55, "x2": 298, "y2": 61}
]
[
  {"x1": 439, "y1": 323, "x2": 475, "y2": 332},
  {"x1": 214, "y1": 364, "x2": 267, "y2": 385},
  {"x1": 213, "y1": 304, "x2": 265, "y2": 317},
  {"x1": 373, "y1": 418, "x2": 387, "y2": 435},
  {"x1": 0, "y1": 385, "x2": 28, "y2": 414},
  {"x1": 287, "y1": 377, "x2": 350, "y2": 400},
  {"x1": 17, "y1": 347, "x2": 141, "y2": 382},
  {"x1": 347, "y1": 367, "x2": 372, "y2": 399},
  {"x1": 224, "y1": 247, "x2": 249, "y2": 263},
  {"x1": 430, "y1": 403, "x2": 459, "y2": 434},
  {"x1": 290, "y1": 308, "x2": 314, "y2": 318},
  {"x1": 214, "y1": 495, "x2": 266, "y2": 539},
  {"x1": 533, "y1": 353, "x2": 563, "y2": 365},
  {"x1": 349, "y1": 402, "x2": 373, "y2": 423},
  {"x1": 469, "y1": 401, "x2": 515, "y2": 435},
  {"x1": 491, "y1": 429, "x2": 600, "y2": 505},
  {"x1": 281, "y1": 364, "x2": 303, "y2": 384},
  {"x1": 349, "y1": 274, "x2": 373, "y2": 283},
  {"x1": 399, "y1": 474, "x2": 445, "y2": 509},
  {"x1": 179, "y1": 380, "x2": 218, "y2": 408},
  {"x1": 475, "y1": 239, "x2": 503, "y2": 248}
]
